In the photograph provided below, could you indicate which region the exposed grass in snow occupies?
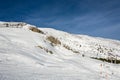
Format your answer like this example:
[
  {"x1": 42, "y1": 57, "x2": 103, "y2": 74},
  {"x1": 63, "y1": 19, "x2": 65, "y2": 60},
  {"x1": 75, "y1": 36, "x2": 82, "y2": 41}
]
[
  {"x1": 63, "y1": 44, "x2": 79, "y2": 53},
  {"x1": 29, "y1": 27, "x2": 44, "y2": 34},
  {"x1": 91, "y1": 57, "x2": 120, "y2": 64},
  {"x1": 37, "y1": 45, "x2": 53, "y2": 54},
  {"x1": 96, "y1": 44, "x2": 113, "y2": 53},
  {"x1": 0, "y1": 22, "x2": 27, "y2": 28},
  {"x1": 46, "y1": 36, "x2": 61, "y2": 45}
]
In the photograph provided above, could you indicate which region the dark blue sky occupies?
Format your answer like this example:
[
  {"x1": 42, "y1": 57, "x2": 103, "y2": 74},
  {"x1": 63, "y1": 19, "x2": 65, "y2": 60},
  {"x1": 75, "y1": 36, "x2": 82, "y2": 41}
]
[{"x1": 0, "y1": 0, "x2": 120, "y2": 40}]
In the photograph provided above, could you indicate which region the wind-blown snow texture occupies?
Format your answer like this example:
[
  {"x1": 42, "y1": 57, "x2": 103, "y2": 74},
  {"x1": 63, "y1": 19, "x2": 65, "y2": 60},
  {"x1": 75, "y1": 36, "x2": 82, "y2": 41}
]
[{"x1": 0, "y1": 22, "x2": 120, "y2": 80}]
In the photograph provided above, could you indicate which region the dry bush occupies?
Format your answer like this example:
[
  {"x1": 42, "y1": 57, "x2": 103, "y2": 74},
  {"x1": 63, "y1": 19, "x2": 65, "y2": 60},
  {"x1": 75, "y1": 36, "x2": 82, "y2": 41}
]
[
  {"x1": 47, "y1": 36, "x2": 61, "y2": 45},
  {"x1": 29, "y1": 27, "x2": 44, "y2": 34}
]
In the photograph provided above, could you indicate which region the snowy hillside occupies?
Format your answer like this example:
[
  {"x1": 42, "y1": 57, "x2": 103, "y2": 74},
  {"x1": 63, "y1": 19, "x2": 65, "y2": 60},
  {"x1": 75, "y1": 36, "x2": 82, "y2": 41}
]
[{"x1": 0, "y1": 22, "x2": 120, "y2": 80}]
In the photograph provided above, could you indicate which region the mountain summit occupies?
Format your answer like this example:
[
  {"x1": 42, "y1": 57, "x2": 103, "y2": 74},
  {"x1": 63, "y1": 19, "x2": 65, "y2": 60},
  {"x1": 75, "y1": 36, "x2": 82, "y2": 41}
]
[{"x1": 0, "y1": 22, "x2": 120, "y2": 80}]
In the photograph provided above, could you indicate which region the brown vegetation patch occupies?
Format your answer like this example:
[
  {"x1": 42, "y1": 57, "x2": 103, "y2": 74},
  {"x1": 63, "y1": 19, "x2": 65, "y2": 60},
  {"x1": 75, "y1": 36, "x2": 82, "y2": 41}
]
[
  {"x1": 63, "y1": 44, "x2": 79, "y2": 53},
  {"x1": 37, "y1": 46, "x2": 53, "y2": 54},
  {"x1": 47, "y1": 36, "x2": 61, "y2": 45},
  {"x1": 29, "y1": 27, "x2": 44, "y2": 34},
  {"x1": 91, "y1": 57, "x2": 120, "y2": 64}
]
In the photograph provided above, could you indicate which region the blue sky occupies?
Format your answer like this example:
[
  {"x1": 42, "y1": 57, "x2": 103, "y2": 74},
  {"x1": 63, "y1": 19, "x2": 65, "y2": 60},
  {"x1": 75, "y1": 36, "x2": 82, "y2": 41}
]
[{"x1": 0, "y1": 0, "x2": 120, "y2": 40}]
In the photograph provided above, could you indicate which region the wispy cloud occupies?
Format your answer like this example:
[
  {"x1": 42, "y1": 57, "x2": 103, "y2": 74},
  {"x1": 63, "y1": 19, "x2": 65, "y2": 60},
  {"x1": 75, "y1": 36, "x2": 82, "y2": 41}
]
[{"x1": 0, "y1": 0, "x2": 120, "y2": 40}]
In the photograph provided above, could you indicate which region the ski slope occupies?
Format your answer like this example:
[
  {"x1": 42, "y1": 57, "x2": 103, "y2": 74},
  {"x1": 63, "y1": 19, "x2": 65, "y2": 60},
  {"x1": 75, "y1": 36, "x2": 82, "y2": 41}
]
[{"x1": 0, "y1": 22, "x2": 120, "y2": 80}]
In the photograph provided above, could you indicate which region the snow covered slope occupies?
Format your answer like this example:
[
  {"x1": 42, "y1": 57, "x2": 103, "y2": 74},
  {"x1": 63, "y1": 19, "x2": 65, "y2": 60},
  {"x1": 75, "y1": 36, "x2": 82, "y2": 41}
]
[{"x1": 0, "y1": 22, "x2": 120, "y2": 80}]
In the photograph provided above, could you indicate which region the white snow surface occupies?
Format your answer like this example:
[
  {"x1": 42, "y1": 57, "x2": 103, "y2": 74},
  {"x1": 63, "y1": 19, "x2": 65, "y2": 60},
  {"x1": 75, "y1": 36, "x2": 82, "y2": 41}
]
[{"x1": 0, "y1": 22, "x2": 120, "y2": 80}]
